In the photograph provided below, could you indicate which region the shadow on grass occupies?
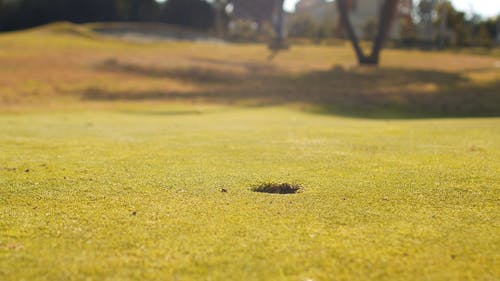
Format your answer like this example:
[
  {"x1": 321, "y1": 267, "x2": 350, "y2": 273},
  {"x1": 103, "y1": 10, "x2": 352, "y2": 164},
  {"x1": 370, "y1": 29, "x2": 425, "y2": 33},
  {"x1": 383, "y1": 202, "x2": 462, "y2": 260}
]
[
  {"x1": 97, "y1": 58, "x2": 247, "y2": 84},
  {"x1": 119, "y1": 109, "x2": 204, "y2": 116},
  {"x1": 84, "y1": 59, "x2": 500, "y2": 119}
]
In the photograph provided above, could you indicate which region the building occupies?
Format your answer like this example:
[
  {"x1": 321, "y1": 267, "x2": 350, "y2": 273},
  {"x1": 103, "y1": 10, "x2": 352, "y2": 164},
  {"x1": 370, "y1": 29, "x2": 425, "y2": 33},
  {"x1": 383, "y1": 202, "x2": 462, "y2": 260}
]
[
  {"x1": 293, "y1": 0, "x2": 413, "y2": 39},
  {"x1": 230, "y1": 0, "x2": 283, "y2": 28},
  {"x1": 295, "y1": 0, "x2": 337, "y2": 21}
]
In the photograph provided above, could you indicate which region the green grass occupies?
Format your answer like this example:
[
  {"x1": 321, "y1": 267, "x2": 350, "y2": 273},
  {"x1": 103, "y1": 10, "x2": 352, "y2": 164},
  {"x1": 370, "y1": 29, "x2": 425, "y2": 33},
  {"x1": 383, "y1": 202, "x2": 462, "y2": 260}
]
[{"x1": 0, "y1": 23, "x2": 499, "y2": 280}]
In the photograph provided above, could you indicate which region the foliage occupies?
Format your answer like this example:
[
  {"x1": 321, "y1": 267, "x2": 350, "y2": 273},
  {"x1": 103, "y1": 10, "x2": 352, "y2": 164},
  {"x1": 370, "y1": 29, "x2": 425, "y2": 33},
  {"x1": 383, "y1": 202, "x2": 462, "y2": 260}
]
[
  {"x1": 436, "y1": 1, "x2": 471, "y2": 46},
  {"x1": 0, "y1": 0, "x2": 215, "y2": 31},
  {"x1": 416, "y1": 0, "x2": 498, "y2": 48},
  {"x1": 362, "y1": 18, "x2": 378, "y2": 40},
  {"x1": 288, "y1": 14, "x2": 337, "y2": 43},
  {"x1": 475, "y1": 24, "x2": 494, "y2": 48},
  {"x1": 399, "y1": 17, "x2": 418, "y2": 45},
  {"x1": 116, "y1": 0, "x2": 160, "y2": 22},
  {"x1": 227, "y1": 19, "x2": 259, "y2": 41},
  {"x1": 417, "y1": 0, "x2": 434, "y2": 25},
  {"x1": 288, "y1": 15, "x2": 318, "y2": 39},
  {"x1": 160, "y1": 0, "x2": 215, "y2": 30},
  {"x1": 0, "y1": 0, "x2": 122, "y2": 30}
]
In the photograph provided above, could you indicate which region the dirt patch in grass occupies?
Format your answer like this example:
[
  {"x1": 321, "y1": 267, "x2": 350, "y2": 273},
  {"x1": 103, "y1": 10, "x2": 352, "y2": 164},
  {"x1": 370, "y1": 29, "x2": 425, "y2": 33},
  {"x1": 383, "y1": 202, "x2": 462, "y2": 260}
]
[{"x1": 251, "y1": 183, "x2": 301, "y2": 194}]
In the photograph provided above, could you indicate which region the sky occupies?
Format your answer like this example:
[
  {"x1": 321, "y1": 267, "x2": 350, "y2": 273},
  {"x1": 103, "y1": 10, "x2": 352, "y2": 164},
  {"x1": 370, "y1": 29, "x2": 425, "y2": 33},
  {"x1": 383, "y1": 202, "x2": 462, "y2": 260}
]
[{"x1": 283, "y1": 0, "x2": 500, "y2": 18}]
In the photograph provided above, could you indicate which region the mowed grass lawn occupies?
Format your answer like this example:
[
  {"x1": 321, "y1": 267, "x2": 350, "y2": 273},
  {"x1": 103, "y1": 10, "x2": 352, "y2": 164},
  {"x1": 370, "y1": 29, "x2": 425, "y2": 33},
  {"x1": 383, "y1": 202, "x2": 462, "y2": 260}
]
[{"x1": 1, "y1": 24, "x2": 500, "y2": 280}]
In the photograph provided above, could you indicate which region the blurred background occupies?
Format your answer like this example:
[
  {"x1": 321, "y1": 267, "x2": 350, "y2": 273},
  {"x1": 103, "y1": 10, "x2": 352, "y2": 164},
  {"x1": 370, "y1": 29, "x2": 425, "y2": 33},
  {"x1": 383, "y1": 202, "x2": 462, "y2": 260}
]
[
  {"x1": 0, "y1": 0, "x2": 498, "y2": 48},
  {"x1": 0, "y1": 0, "x2": 499, "y2": 117}
]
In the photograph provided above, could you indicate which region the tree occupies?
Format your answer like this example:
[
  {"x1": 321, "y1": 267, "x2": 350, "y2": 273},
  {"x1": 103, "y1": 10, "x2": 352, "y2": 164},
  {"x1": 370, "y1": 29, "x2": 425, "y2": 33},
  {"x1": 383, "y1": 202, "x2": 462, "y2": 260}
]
[
  {"x1": 0, "y1": 0, "x2": 4, "y2": 30},
  {"x1": 125, "y1": 0, "x2": 158, "y2": 21},
  {"x1": 435, "y1": 1, "x2": 470, "y2": 47},
  {"x1": 269, "y1": 0, "x2": 287, "y2": 50},
  {"x1": 399, "y1": 16, "x2": 418, "y2": 45},
  {"x1": 160, "y1": 0, "x2": 215, "y2": 30},
  {"x1": 362, "y1": 18, "x2": 378, "y2": 40},
  {"x1": 337, "y1": 0, "x2": 399, "y2": 65},
  {"x1": 213, "y1": 0, "x2": 231, "y2": 36},
  {"x1": 418, "y1": 0, "x2": 436, "y2": 42},
  {"x1": 288, "y1": 15, "x2": 319, "y2": 38},
  {"x1": 476, "y1": 24, "x2": 493, "y2": 47},
  {"x1": 231, "y1": 0, "x2": 277, "y2": 29},
  {"x1": 0, "y1": 0, "x2": 122, "y2": 30}
]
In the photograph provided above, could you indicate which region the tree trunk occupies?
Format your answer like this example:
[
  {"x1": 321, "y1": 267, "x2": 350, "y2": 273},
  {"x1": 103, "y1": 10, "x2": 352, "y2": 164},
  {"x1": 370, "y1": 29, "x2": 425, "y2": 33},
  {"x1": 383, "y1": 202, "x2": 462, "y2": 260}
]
[
  {"x1": 368, "y1": 0, "x2": 399, "y2": 65},
  {"x1": 270, "y1": 0, "x2": 285, "y2": 49},
  {"x1": 213, "y1": 0, "x2": 223, "y2": 37},
  {"x1": 337, "y1": 0, "x2": 367, "y2": 63},
  {"x1": 337, "y1": 0, "x2": 399, "y2": 66},
  {"x1": 438, "y1": 3, "x2": 448, "y2": 48},
  {"x1": 268, "y1": 0, "x2": 288, "y2": 57}
]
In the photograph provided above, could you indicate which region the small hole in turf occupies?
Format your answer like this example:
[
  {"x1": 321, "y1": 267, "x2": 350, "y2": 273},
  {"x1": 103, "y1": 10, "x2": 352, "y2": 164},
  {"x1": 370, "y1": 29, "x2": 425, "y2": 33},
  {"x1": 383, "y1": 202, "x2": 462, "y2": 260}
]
[{"x1": 251, "y1": 183, "x2": 301, "y2": 194}]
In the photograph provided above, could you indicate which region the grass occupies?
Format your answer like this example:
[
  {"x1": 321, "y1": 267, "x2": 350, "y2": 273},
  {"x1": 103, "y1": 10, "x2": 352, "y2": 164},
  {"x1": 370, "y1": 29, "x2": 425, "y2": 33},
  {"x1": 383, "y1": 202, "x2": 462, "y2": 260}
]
[{"x1": 0, "y1": 23, "x2": 499, "y2": 280}]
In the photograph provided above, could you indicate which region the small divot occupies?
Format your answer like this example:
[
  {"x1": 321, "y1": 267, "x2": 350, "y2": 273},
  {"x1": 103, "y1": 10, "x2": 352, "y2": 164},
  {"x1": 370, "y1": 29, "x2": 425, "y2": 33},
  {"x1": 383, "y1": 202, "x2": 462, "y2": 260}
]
[{"x1": 251, "y1": 183, "x2": 301, "y2": 194}]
